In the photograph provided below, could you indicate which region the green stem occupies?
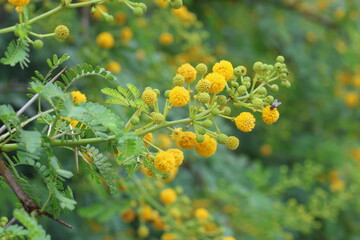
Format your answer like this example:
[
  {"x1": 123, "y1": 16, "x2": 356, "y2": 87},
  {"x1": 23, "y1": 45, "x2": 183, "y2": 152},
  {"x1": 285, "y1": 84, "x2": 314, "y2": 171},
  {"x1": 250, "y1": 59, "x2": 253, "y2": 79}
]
[
  {"x1": 136, "y1": 118, "x2": 191, "y2": 136},
  {"x1": 29, "y1": 32, "x2": 55, "y2": 38}
]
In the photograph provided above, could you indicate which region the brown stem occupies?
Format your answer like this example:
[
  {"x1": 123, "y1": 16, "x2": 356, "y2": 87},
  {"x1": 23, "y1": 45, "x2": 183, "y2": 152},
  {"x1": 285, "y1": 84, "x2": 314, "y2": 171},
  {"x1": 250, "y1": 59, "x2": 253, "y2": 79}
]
[{"x1": 0, "y1": 155, "x2": 73, "y2": 229}]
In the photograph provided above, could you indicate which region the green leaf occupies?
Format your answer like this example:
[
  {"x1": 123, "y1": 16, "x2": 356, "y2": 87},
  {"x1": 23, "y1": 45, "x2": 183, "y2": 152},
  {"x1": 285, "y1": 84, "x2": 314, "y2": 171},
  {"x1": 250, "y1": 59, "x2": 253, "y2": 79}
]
[
  {"x1": 0, "y1": 105, "x2": 19, "y2": 128},
  {"x1": 1, "y1": 39, "x2": 30, "y2": 69},
  {"x1": 19, "y1": 130, "x2": 42, "y2": 154},
  {"x1": 13, "y1": 209, "x2": 50, "y2": 240}
]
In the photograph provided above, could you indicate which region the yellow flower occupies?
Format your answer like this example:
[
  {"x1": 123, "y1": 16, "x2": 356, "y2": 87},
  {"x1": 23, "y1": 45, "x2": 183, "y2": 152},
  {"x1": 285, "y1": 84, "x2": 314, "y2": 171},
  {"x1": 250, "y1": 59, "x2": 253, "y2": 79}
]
[
  {"x1": 159, "y1": 32, "x2": 174, "y2": 45},
  {"x1": 155, "y1": 0, "x2": 169, "y2": 8},
  {"x1": 160, "y1": 188, "x2": 177, "y2": 205},
  {"x1": 157, "y1": 134, "x2": 172, "y2": 149},
  {"x1": 225, "y1": 136, "x2": 239, "y2": 150},
  {"x1": 7, "y1": 0, "x2": 30, "y2": 7},
  {"x1": 262, "y1": 105, "x2": 280, "y2": 124},
  {"x1": 140, "y1": 166, "x2": 155, "y2": 177},
  {"x1": 235, "y1": 112, "x2": 255, "y2": 132},
  {"x1": 143, "y1": 133, "x2": 153, "y2": 146},
  {"x1": 163, "y1": 167, "x2": 178, "y2": 182},
  {"x1": 195, "y1": 134, "x2": 217, "y2": 157},
  {"x1": 92, "y1": 4, "x2": 107, "y2": 20},
  {"x1": 169, "y1": 86, "x2": 190, "y2": 107},
  {"x1": 166, "y1": 148, "x2": 184, "y2": 167},
  {"x1": 213, "y1": 60, "x2": 233, "y2": 81},
  {"x1": 71, "y1": 91, "x2": 87, "y2": 104},
  {"x1": 120, "y1": 27, "x2": 133, "y2": 44},
  {"x1": 140, "y1": 205, "x2": 153, "y2": 221},
  {"x1": 194, "y1": 208, "x2": 209, "y2": 222},
  {"x1": 154, "y1": 151, "x2": 176, "y2": 172},
  {"x1": 115, "y1": 11, "x2": 127, "y2": 25},
  {"x1": 121, "y1": 209, "x2": 136, "y2": 222},
  {"x1": 172, "y1": 130, "x2": 196, "y2": 150},
  {"x1": 137, "y1": 225, "x2": 149, "y2": 238},
  {"x1": 161, "y1": 233, "x2": 176, "y2": 240},
  {"x1": 260, "y1": 144, "x2": 272, "y2": 156},
  {"x1": 205, "y1": 72, "x2": 226, "y2": 94},
  {"x1": 152, "y1": 216, "x2": 165, "y2": 230},
  {"x1": 177, "y1": 63, "x2": 197, "y2": 83},
  {"x1": 142, "y1": 89, "x2": 158, "y2": 105},
  {"x1": 105, "y1": 61, "x2": 121, "y2": 74},
  {"x1": 172, "y1": 6, "x2": 196, "y2": 26},
  {"x1": 344, "y1": 92, "x2": 358, "y2": 107},
  {"x1": 54, "y1": 25, "x2": 69, "y2": 40},
  {"x1": 96, "y1": 32, "x2": 115, "y2": 49},
  {"x1": 330, "y1": 178, "x2": 345, "y2": 192},
  {"x1": 222, "y1": 237, "x2": 236, "y2": 240}
]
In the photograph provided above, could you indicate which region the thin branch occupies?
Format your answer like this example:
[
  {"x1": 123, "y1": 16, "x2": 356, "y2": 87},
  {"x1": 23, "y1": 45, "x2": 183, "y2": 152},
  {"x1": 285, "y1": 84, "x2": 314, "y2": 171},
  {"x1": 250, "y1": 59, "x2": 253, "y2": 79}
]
[{"x1": 0, "y1": 67, "x2": 67, "y2": 135}]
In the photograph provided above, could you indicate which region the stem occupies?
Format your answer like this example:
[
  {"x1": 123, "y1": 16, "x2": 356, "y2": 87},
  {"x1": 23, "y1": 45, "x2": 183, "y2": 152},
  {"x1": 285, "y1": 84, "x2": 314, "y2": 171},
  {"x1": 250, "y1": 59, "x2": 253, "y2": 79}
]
[
  {"x1": 136, "y1": 118, "x2": 191, "y2": 136},
  {"x1": 29, "y1": 32, "x2": 56, "y2": 38}
]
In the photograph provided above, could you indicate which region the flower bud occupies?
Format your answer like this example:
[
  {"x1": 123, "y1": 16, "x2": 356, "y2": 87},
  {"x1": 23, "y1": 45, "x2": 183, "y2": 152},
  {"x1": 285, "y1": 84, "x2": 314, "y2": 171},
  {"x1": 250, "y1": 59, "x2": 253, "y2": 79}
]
[
  {"x1": 217, "y1": 134, "x2": 228, "y2": 144},
  {"x1": 133, "y1": 7, "x2": 144, "y2": 16},
  {"x1": 216, "y1": 95, "x2": 227, "y2": 106},
  {"x1": 196, "y1": 134, "x2": 205, "y2": 143},
  {"x1": 173, "y1": 74, "x2": 185, "y2": 86},
  {"x1": 252, "y1": 98, "x2": 264, "y2": 109},
  {"x1": 170, "y1": 0, "x2": 183, "y2": 9},
  {"x1": 130, "y1": 116, "x2": 140, "y2": 125},
  {"x1": 231, "y1": 81, "x2": 239, "y2": 88},
  {"x1": 211, "y1": 108, "x2": 220, "y2": 116},
  {"x1": 154, "y1": 89, "x2": 160, "y2": 96},
  {"x1": 284, "y1": 81, "x2": 291, "y2": 88},
  {"x1": 234, "y1": 66, "x2": 247, "y2": 76},
  {"x1": 196, "y1": 79, "x2": 211, "y2": 92},
  {"x1": 164, "y1": 90, "x2": 170, "y2": 98},
  {"x1": 152, "y1": 112, "x2": 165, "y2": 124},
  {"x1": 237, "y1": 85, "x2": 247, "y2": 95},
  {"x1": 257, "y1": 87, "x2": 267, "y2": 96},
  {"x1": 201, "y1": 119, "x2": 212, "y2": 128},
  {"x1": 270, "y1": 84, "x2": 279, "y2": 92},
  {"x1": 276, "y1": 55, "x2": 285, "y2": 63},
  {"x1": 225, "y1": 136, "x2": 240, "y2": 150},
  {"x1": 105, "y1": 15, "x2": 114, "y2": 23},
  {"x1": 264, "y1": 95, "x2": 274, "y2": 104},
  {"x1": 253, "y1": 61, "x2": 263, "y2": 73},
  {"x1": 197, "y1": 92, "x2": 210, "y2": 104},
  {"x1": 54, "y1": 25, "x2": 69, "y2": 39},
  {"x1": 222, "y1": 106, "x2": 231, "y2": 115},
  {"x1": 33, "y1": 39, "x2": 43, "y2": 49},
  {"x1": 197, "y1": 127, "x2": 206, "y2": 135},
  {"x1": 196, "y1": 63, "x2": 208, "y2": 76}
]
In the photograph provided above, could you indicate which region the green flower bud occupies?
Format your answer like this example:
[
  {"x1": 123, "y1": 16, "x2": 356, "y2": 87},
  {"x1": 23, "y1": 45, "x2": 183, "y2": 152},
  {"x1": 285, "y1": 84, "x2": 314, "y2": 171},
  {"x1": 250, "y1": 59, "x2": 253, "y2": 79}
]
[
  {"x1": 154, "y1": 89, "x2": 160, "y2": 96},
  {"x1": 198, "y1": 106, "x2": 205, "y2": 112},
  {"x1": 237, "y1": 85, "x2": 247, "y2": 95},
  {"x1": 228, "y1": 75, "x2": 237, "y2": 82},
  {"x1": 170, "y1": 0, "x2": 183, "y2": 9},
  {"x1": 257, "y1": 87, "x2": 267, "y2": 96},
  {"x1": 216, "y1": 95, "x2": 227, "y2": 106},
  {"x1": 196, "y1": 134, "x2": 205, "y2": 143},
  {"x1": 231, "y1": 81, "x2": 239, "y2": 88},
  {"x1": 276, "y1": 55, "x2": 285, "y2": 63},
  {"x1": 139, "y1": 3, "x2": 147, "y2": 12},
  {"x1": 225, "y1": 136, "x2": 240, "y2": 150},
  {"x1": 244, "y1": 81, "x2": 251, "y2": 89},
  {"x1": 197, "y1": 92, "x2": 210, "y2": 104},
  {"x1": 281, "y1": 68, "x2": 288, "y2": 73},
  {"x1": 211, "y1": 108, "x2": 220, "y2": 116},
  {"x1": 201, "y1": 119, "x2": 212, "y2": 128},
  {"x1": 267, "y1": 65, "x2": 274, "y2": 71},
  {"x1": 164, "y1": 90, "x2": 170, "y2": 98},
  {"x1": 105, "y1": 15, "x2": 114, "y2": 23},
  {"x1": 264, "y1": 95, "x2": 274, "y2": 104},
  {"x1": 130, "y1": 116, "x2": 140, "y2": 125},
  {"x1": 270, "y1": 84, "x2": 279, "y2": 92},
  {"x1": 217, "y1": 133, "x2": 228, "y2": 144},
  {"x1": 252, "y1": 98, "x2": 263, "y2": 109},
  {"x1": 233, "y1": 102, "x2": 242, "y2": 108},
  {"x1": 196, "y1": 79, "x2": 211, "y2": 92},
  {"x1": 152, "y1": 112, "x2": 165, "y2": 124},
  {"x1": 280, "y1": 73, "x2": 287, "y2": 79},
  {"x1": 234, "y1": 66, "x2": 247, "y2": 76},
  {"x1": 253, "y1": 61, "x2": 263, "y2": 73},
  {"x1": 133, "y1": 7, "x2": 144, "y2": 16},
  {"x1": 242, "y1": 76, "x2": 251, "y2": 84},
  {"x1": 54, "y1": 25, "x2": 69, "y2": 39},
  {"x1": 197, "y1": 126, "x2": 206, "y2": 135},
  {"x1": 195, "y1": 63, "x2": 208, "y2": 76},
  {"x1": 226, "y1": 88, "x2": 233, "y2": 95},
  {"x1": 284, "y1": 81, "x2": 291, "y2": 88},
  {"x1": 173, "y1": 74, "x2": 185, "y2": 86},
  {"x1": 33, "y1": 39, "x2": 44, "y2": 49},
  {"x1": 274, "y1": 62, "x2": 282, "y2": 71},
  {"x1": 222, "y1": 106, "x2": 231, "y2": 116}
]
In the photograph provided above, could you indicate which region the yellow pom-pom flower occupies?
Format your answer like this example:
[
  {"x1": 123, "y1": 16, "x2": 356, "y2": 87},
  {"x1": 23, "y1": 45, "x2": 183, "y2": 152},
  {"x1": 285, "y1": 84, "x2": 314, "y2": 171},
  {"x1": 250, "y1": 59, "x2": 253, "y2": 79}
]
[
  {"x1": 225, "y1": 136, "x2": 239, "y2": 150},
  {"x1": 160, "y1": 188, "x2": 177, "y2": 205},
  {"x1": 71, "y1": 91, "x2": 87, "y2": 104},
  {"x1": 140, "y1": 205, "x2": 153, "y2": 221},
  {"x1": 115, "y1": 11, "x2": 127, "y2": 25},
  {"x1": 166, "y1": 148, "x2": 184, "y2": 167},
  {"x1": 121, "y1": 209, "x2": 136, "y2": 222},
  {"x1": 222, "y1": 237, "x2": 236, "y2": 240},
  {"x1": 195, "y1": 208, "x2": 209, "y2": 222},
  {"x1": 8, "y1": 0, "x2": 30, "y2": 7},
  {"x1": 105, "y1": 61, "x2": 122, "y2": 74},
  {"x1": 121, "y1": 27, "x2": 133, "y2": 44},
  {"x1": 234, "y1": 112, "x2": 255, "y2": 132},
  {"x1": 54, "y1": 25, "x2": 69, "y2": 40},
  {"x1": 195, "y1": 134, "x2": 217, "y2": 157},
  {"x1": 156, "y1": 0, "x2": 169, "y2": 8},
  {"x1": 159, "y1": 32, "x2": 174, "y2": 45},
  {"x1": 262, "y1": 105, "x2": 280, "y2": 124},
  {"x1": 205, "y1": 72, "x2": 226, "y2": 94},
  {"x1": 154, "y1": 151, "x2": 176, "y2": 173},
  {"x1": 213, "y1": 60, "x2": 234, "y2": 81},
  {"x1": 177, "y1": 63, "x2": 196, "y2": 83},
  {"x1": 142, "y1": 89, "x2": 158, "y2": 105},
  {"x1": 172, "y1": 130, "x2": 196, "y2": 150},
  {"x1": 138, "y1": 225, "x2": 149, "y2": 238},
  {"x1": 143, "y1": 133, "x2": 153, "y2": 146},
  {"x1": 344, "y1": 92, "x2": 358, "y2": 107},
  {"x1": 161, "y1": 233, "x2": 176, "y2": 240},
  {"x1": 169, "y1": 86, "x2": 190, "y2": 107},
  {"x1": 96, "y1": 32, "x2": 115, "y2": 49}
]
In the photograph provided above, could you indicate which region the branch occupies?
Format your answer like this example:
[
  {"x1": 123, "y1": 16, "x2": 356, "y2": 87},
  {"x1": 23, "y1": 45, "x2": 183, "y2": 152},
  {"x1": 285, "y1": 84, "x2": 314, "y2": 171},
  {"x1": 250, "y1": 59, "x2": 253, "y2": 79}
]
[{"x1": 0, "y1": 155, "x2": 73, "y2": 229}]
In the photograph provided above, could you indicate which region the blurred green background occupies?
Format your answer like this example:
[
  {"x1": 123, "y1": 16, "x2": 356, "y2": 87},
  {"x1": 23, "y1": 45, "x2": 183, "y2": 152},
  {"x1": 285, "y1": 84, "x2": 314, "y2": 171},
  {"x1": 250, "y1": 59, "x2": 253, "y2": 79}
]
[{"x1": 1, "y1": 0, "x2": 360, "y2": 239}]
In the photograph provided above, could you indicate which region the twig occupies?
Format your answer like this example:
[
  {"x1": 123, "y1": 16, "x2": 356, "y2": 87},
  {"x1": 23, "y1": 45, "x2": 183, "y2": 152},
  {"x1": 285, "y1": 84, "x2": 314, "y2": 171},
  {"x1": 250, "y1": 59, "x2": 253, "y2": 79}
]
[
  {"x1": 4, "y1": 216, "x2": 17, "y2": 229},
  {"x1": 0, "y1": 67, "x2": 67, "y2": 135}
]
